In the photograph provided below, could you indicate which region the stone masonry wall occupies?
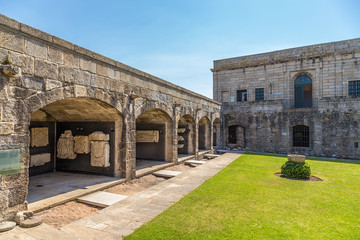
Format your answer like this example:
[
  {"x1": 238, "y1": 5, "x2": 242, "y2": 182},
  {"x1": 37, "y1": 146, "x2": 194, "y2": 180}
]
[
  {"x1": 0, "y1": 14, "x2": 221, "y2": 221},
  {"x1": 214, "y1": 38, "x2": 360, "y2": 159}
]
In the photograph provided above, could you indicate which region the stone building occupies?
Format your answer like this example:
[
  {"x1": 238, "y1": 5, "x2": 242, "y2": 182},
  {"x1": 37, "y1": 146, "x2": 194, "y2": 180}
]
[
  {"x1": 213, "y1": 38, "x2": 360, "y2": 159},
  {"x1": 0, "y1": 14, "x2": 221, "y2": 221}
]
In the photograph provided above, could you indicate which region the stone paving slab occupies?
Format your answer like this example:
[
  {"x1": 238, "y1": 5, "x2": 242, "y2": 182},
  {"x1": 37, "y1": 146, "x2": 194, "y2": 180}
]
[
  {"x1": 152, "y1": 170, "x2": 182, "y2": 178},
  {"x1": 78, "y1": 191, "x2": 128, "y2": 208},
  {"x1": 185, "y1": 160, "x2": 206, "y2": 165},
  {"x1": 0, "y1": 153, "x2": 241, "y2": 240}
]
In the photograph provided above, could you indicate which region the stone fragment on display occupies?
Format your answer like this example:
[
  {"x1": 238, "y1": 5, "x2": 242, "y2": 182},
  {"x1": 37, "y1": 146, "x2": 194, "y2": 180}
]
[
  {"x1": 74, "y1": 135, "x2": 90, "y2": 154},
  {"x1": 30, "y1": 127, "x2": 49, "y2": 147},
  {"x1": 57, "y1": 130, "x2": 77, "y2": 159}
]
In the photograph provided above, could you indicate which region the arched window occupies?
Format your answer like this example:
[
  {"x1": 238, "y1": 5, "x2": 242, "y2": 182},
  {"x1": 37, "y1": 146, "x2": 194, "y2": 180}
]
[
  {"x1": 293, "y1": 125, "x2": 309, "y2": 147},
  {"x1": 294, "y1": 75, "x2": 312, "y2": 108}
]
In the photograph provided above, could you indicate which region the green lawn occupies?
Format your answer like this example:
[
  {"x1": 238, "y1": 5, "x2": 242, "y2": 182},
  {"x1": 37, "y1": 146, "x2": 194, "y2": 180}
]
[{"x1": 125, "y1": 153, "x2": 360, "y2": 239}]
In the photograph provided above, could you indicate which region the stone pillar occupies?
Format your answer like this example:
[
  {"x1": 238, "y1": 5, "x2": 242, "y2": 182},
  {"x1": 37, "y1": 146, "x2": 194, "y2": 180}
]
[
  {"x1": 195, "y1": 110, "x2": 200, "y2": 158},
  {"x1": 210, "y1": 119, "x2": 214, "y2": 153},
  {"x1": 124, "y1": 97, "x2": 136, "y2": 181},
  {"x1": 172, "y1": 105, "x2": 180, "y2": 164},
  {"x1": 113, "y1": 120, "x2": 122, "y2": 177}
]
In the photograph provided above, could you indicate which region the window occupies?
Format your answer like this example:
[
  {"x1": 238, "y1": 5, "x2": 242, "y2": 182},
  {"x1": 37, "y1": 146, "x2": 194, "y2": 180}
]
[
  {"x1": 255, "y1": 88, "x2": 264, "y2": 101},
  {"x1": 294, "y1": 75, "x2": 312, "y2": 108},
  {"x1": 293, "y1": 125, "x2": 309, "y2": 147},
  {"x1": 348, "y1": 80, "x2": 360, "y2": 97},
  {"x1": 237, "y1": 90, "x2": 247, "y2": 102},
  {"x1": 228, "y1": 126, "x2": 237, "y2": 144}
]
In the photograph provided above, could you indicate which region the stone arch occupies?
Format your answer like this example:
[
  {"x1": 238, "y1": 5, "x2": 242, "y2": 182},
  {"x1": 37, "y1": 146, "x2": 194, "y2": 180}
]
[
  {"x1": 136, "y1": 108, "x2": 174, "y2": 163},
  {"x1": 134, "y1": 99, "x2": 173, "y2": 121},
  {"x1": 26, "y1": 91, "x2": 126, "y2": 205},
  {"x1": 178, "y1": 114, "x2": 196, "y2": 155},
  {"x1": 198, "y1": 116, "x2": 211, "y2": 150}
]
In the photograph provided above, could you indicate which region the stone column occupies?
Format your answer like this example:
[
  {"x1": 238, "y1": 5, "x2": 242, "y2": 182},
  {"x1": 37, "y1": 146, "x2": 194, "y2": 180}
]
[
  {"x1": 195, "y1": 109, "x2": 200, "y2": 159},
  {"x1": 124, "y1": 96, "x2": 137, "y2": 181},
  {"x1": 172, "y1": 104, "x2": 180, "y2": 164}
]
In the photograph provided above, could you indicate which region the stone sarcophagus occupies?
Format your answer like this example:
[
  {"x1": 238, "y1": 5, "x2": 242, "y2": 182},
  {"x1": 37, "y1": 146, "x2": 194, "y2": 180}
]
[
  {"x1": 89, "y1": 131, "x2": 110, "y2": 167},
  {"x1": 57, "y1": 130, "x2": 77, "y2": 159}
]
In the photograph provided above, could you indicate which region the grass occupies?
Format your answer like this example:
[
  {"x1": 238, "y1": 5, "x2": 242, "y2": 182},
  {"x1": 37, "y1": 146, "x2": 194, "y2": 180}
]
[{"x1": 125, "y1": 153, "x2": 360, "y2": 239}]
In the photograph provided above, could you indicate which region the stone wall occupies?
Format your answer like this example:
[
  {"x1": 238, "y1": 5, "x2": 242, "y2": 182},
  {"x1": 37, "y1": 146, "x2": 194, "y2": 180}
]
[
  {"x1": 0, "y1": 14, "x2": 221, "y2": 221},
  {"x1": 214, "y1": 38, "x2": 360, "y2": 159}
]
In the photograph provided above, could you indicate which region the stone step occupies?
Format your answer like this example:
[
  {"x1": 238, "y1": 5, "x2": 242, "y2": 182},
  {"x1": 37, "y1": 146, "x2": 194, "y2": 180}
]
[
  {"x1": 0, "y1": 221, "x2": 16, "y2": 232},
  {"x1": 204, "y1": 154, "x2": 220, "y2": 159},
  {"x1": 185, "y1": 160, "x2": 206, "y2": 165},
  {"x1": 78, "y1": 191, "x2": 128, "y2": 208},
  {"x1": 153, "y1": 170, "x2": 182, "y2": 178}
]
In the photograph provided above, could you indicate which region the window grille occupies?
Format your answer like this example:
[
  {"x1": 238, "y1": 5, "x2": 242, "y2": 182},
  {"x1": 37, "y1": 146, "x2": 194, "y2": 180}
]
[
  {"x1": 293, "y1": 125, "x2": 309, "y2": 147},
  {"x1": 348, "y1": 81, "x2": 360, "y2": 97},
  {"x1": 255, "y1": 88, "x2": 264, "y2": 101}
]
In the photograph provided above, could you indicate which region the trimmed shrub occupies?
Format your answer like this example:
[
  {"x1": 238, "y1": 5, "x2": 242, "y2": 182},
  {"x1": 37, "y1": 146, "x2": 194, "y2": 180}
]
[{"x1": 281, "y1": 161, "x2": 311, "y2": 179}]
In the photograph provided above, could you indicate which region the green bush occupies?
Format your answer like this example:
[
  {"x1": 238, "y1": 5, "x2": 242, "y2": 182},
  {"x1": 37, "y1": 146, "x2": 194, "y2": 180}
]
[{"x1": 281, "y1": 161, "x2": 311, "y2": 179}]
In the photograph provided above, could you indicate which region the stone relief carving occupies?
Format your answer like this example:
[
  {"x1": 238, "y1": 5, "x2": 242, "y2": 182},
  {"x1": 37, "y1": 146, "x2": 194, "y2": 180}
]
[
  {"x1": 136, "y1": 130, "x2": 159, "y2": 143},
  {"x1": 90, "y1": 131, "x2": 110, "y2": 167},
  {"x1": 74, "y1": 136, "x2": 90, "y2": 154},
  {"x1": 30, "y1": 153, "x2": 51, "y2": 167},
  {"x1": 30, "y1": 127, "x2": 49, "y2": 147},
  {"x1": 57, "y1": 130, "x2": 77, "y2": 159}
]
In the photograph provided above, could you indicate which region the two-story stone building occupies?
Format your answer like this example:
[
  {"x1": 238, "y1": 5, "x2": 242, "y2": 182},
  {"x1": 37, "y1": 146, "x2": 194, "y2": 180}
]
[{"x1": 213, "y1": 38, "x2": 360, "y2": 159}]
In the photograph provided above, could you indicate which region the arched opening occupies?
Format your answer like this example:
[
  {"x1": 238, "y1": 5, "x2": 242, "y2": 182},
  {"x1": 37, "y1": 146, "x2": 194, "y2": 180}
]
[
  {"x1": 28, "y1": 97, "x2": 124, "y2": 203},
  {"x1": 293, "y1": 125, "x2": 310, "y2": 147},
  {"x1": 136, "y1": 109, "x2": 173, "y2": 168},
  {"x1": 213, "y1": 118, "x2": 221, "y2": 148},
  {"x1": 228, "y1": 125, "x2": 245, "y2": 149},
  {"x1": 178, "y1": 115, "x2": 196, "y2": 156},
  {"x1": 198, "y1": 116, "x2": 211, "y2": 150},
  {"x1": 294, "y1": 75, "x2": 312, "y2": 108}
]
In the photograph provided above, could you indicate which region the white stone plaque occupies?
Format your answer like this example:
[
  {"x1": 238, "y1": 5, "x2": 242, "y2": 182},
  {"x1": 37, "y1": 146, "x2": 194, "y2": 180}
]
[
  {"x1": 30, "y1": 153, "x2": 51, "y2": 167},
  {"x1": 30, "y1": 127, "x2": 49, "y2": 147},
  {"x1": 136, "y1": 130, "x2": 159, "y2": 143}
]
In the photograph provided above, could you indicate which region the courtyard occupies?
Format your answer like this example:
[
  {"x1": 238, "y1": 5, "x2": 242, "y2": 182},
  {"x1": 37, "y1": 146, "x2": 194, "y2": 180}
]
[{"x1": 125, "y1": 153, "x2": 360, "y2": 239}]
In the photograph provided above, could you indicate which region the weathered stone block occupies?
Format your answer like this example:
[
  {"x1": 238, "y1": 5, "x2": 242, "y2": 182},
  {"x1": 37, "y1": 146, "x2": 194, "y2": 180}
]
[
  {"x1": 80, "y1": 58, "x2": 96, "y2": 73},
  {"x1": 0, "y1": 30, "x2": 24, "y2": 52},
  {"x1": 63, "y1": 52, "x2": 79, "y2": 68},
  {"x1": 34, "y1": 59, "x2": 58, "y2": 79},
  {"x1": 1, "y1": 173, "x2": 27, "y2": 190},
  {"x1": 47, "y1": 47, "x2": 63, "y2": 64},
  {"x1": 8, "y1": 186, "x2": 27, "y2": 207},
  {"x1": 10, "y1": 51, "x2": 34, "y2": 75},
  {"x1": 0, "y1": 123, "x2": 14, "y2": 135},
  {"x1": 30, "y1": 127, "x2": 48, "y2": 147},
  {"x1": 89, "y1": 131, "x2": 109, "y2": 141},
  {"x1": 57, "y1": 130, "x2": 76, "y2": 159},
  {"x1": 74, "y1": 136, "x2": 90, "y2": 154},
  {"x1": 24, "y1": 39, "x2": 46, "y2": 59},
  {"x1": 45, "y1": 79, "x2": 62, "y2": 91},
  {"x1": 74, "y1": 85, "x2": 87, "y2": 97},
  {"x1": 22, "y1": 75, "x2": 44, "y2": 91},
  {"x1": 97, "y1": 63, "x2": 109, "y2": 77}
]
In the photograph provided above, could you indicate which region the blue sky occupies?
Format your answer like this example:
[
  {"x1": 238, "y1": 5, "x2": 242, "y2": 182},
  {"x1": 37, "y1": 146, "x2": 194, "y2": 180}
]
[{"x1": 1, "y1": 0, "x2": 360, "y2": 98}]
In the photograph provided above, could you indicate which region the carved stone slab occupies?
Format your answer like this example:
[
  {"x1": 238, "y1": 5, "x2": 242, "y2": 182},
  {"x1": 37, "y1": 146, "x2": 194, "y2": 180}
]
[
  {"x1": 89, "y1": 131, "x2": 109, "y2": 141},
  {"x1": 90, "y1": 141, "x2": 110, "y2": 167},
  {"x1": 30, "y1": 127, "x2": 49, "y2": 147},
  {"x1": 30, "y1": 153, "x2": 51, "y2": 167},
  {"x1": 136, "y1": 130, "x2": 159, "y2": 143},
  {"x1": 57, "y1": 130, "x2": 77, "y2": 159},
  {"x1": 74, "y1": 136, "x2": 90, "y2": 154}
]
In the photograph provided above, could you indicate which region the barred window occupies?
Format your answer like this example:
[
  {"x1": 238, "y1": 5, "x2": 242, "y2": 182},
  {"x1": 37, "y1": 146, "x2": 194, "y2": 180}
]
[
  {"x1": 237, "y1": 90, "x2": 247, "y2": 102},
  {"x1": 293, "y1": 125, "x2": 309, "y2": 147},
  {"x1": 348, "y1": 80, "x2": 360, "y2": 96},
  {"x1": 255, "y1": 88, "x2": 264, "y2": 101}
]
